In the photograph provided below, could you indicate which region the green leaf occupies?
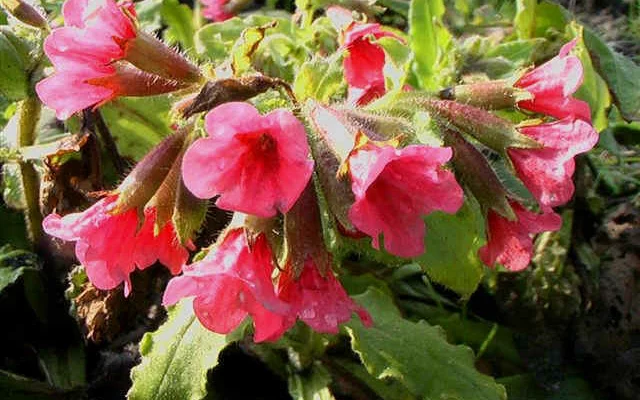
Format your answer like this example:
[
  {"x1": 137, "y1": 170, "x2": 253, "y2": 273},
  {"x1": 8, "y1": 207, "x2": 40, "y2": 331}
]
[
  {"x1": 345, "y1": 288, "x2": 507, "y2": 400},
  {"x1": 327, "y1": 357, "x2": 416, "y2": 400},
  {"x1": 416, "y1": 199, "x2": 486, "y2": 297},
  {"x1": 128, "y1": 298, "x2": 228, "y2": 400},
  {"x1": 38, "y1": 345, "x2": 86, "y2": 390},
  {"x1": 409, "y1": 0, "x2": 455, "y2": 90},
  {"x1": 0, "y1": 370, "x2": 83, "y2": 400},
  {"x1": 287, "y1": 364, "x2": 334, "y2": 400},
  {"x1": 566, "y1": 23, "x2": 611, "y2": 131},
  {"x1": 161, "y1": 0, "x2": 196, "y2": 55},
  {"x1": 514, "y1": 0, "x2": 536, "y2": 39},
  {"x1": 0, "y1": 28, "x2": 29, "y2": 101},
  {"x1": 583, "y1": 28, "x2": 640, "y2": 122},
  {"x1": 135, "y1": 0, "x2": 164, "y2": 32},
  {"x1": 293, "y1": 56, "x2": 345, "y2": 102},
  {"x1": 195, "y1": 18, "x2": 249, "y2": 63},
  {"x1": 100, "y1": 96, "x2": 173, "y2": 161},
  {"x1": 499, "y1": 374, "x2": 600, "y2": 400}
]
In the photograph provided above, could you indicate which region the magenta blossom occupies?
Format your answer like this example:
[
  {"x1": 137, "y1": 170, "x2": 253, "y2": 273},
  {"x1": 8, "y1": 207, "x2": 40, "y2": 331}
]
[
  {"x1": 163, "y1": 228, "x2": 291, "y2": 342},
  {"x1": 509, "y1": 117, "x2": 598, "y2": 208},
  {"x1": 342, "y1": 23, "x2": 403, "y2": 106},
  {"x1": 347, "y1": 142, "x2": 464, "y2": 258},
  {"x1": 43, "y1": 196, "x2": 190, "y2": 296},
  {"x1": 277, "y1": 260, "x2": 372, "y2": 334},
  {"x1": 36, "y1": 0, "x2": 136, "y2": 119},
  {"x1": 181, "y1": 102, "x2": 314, "y2": 217},
  {"x1": 479, "y1": 203, "x2": 562, "y2": 271},
  {"x1": 201, "y1": 0, "x2": 234, "y2": 21},
  {"x1": 515, "y1": 40, "x2": 591, "y2": 122}
]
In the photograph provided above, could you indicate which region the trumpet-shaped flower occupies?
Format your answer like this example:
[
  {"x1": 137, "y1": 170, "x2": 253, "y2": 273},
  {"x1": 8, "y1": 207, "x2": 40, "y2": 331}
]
[
  {"x1": 181, "y1": 102, "x2": 314, "y2": 217},
  {"x1": 347, "y1": 143, "x2": 464, "y2": 258},
  {"x1": 515, "y1": 40, "x2": 592, "y2": 122},
  {"x1": 43, "y1": 196, "x2": 189, "y2": 296},
  {"x1": 509, "y1": 118, "x2": 598, "y2": 208},
  {"x1": 163, "y1": 229, "x2": 291, "y2": 342},
  {"x1": 479, "y1": 203, "x2": 562, "y2": 271}
]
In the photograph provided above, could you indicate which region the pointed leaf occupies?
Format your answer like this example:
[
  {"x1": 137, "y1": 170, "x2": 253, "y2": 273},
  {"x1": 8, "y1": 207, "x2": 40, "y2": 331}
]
[
  {"x1": 128, "y1": 299, "x2": 228, "y2": 400},
  {"x1": 345, "y1": 288, "x2": 507, "y2": 400}
]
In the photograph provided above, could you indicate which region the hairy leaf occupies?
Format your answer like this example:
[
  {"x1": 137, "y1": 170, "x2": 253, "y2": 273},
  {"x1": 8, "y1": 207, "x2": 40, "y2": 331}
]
[
  {"x1": 417, "y1": 199, "x2": 486, "y2": 297},
  {"x1": 128, "y1": 299, "x2": 228, "y2": 400},
  {"x1": 345, "y1": 288, "x2": 507, "y2": 400}
]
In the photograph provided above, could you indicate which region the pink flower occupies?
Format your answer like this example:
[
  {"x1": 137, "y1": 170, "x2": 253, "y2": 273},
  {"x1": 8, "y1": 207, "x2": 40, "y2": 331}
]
[
  {"x1": 277, "y1": 260, "x2": 372, "y2": 333},
  {"x1": 181, "y1": 102, "x2": 314, "y2": 217},
  {"x1": 36, "y1": 0, "x2": 194, "y2": 119},
  {"x1": 163, "y1": 228, "x2": 291, "y2": 342},
  {"x1": 515, "y1": 40, "x2": 592, "y2": 122},
  {"x1": 35, "y1": 0, "x2": 136, "y2": 119},
  {"x1": 479, "y1": 203, "x2": 562, "y2": 271},
  {"x1": 508, "y1": 118, "x2": 598, "y2": 208},
  {"x1": 347, "y1": 143, "x2": 464, "y2": 258},
  {"x1": 201, "y1": 0, "x2": 234, "y2": 21},
  {"x1": 43, "y1": 196, "x2": 190, "y2": 296},
  {"x1": 343, "y1": 23, "x2": 402, "y2": 106}
]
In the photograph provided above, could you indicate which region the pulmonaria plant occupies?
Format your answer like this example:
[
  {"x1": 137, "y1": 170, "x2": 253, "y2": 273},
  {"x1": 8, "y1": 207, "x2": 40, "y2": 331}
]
[
  {"x1": 181, "y1": 102, "x2": 314, "y2": 217},
  {"x1": 36, "y1": 0, "x2": 200, "y2": 119}
]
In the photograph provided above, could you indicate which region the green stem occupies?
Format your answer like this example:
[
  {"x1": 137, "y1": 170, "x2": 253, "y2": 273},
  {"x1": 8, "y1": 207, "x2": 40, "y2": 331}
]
[{"x1": 17, "y1": 96, "x2": 42, "y2": 243}]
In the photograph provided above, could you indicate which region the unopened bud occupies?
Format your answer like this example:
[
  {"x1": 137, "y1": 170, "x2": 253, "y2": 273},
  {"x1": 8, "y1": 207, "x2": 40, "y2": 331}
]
[
  {"x1": 1, "y1": 0, "x2": 48, "y2": 29},
  {"x1": 119, "y1": 31, "x2": 202, "y2": 85},
  {"x1": 172, "y1": 174, "x2": 208, "y2": 245},
  {"x1": 418, "y1": 99, "x2": 540, "y2": 153},
  {"x1": 443, "y1": 129, "x2": 515, "y2": 220},
  {"x1": 333, "y1": 106, "x2": 414, "y2": 142},
  {"x1": 113, "y1": 129, "x2": 187, "y2": 214},
  {"x1": 87, "y1": 62, "x2": 189, "y2": 98},
  {"x1": 307, "y1": 102, "x2": 358, "y2": 235},
  {"x1": 439, "y1": 80, "x2": 532, "y2": 110},
  {"x1": 284, "y1": 181, "x2": 330, "y2": 278}
]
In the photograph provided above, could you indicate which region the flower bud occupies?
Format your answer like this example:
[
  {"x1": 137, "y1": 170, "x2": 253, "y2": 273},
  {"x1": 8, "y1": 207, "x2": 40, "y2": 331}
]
[
  {"x1": 118, "y1": 31, "x2": 202, "y2": 85},
  {"x1": 443, "y1": 128, "x2": 515, "y2": 220},
  {"x1": 1, "y1": 0, "x2": 48, "y2": 29},
  {"x1": 418, "y1": 98, "x2": 541, "y2": 153},
  {"x1": 439, "y1": 80, "x2": 532, "y2": 110},
  {"x1": 113, "y1": 129, "x2": 187, "y2": 214},
  {"x1": 284, "y1": 181, "x2": 330, "y2": 279},
  {"x1": 306, "y1": 102, "x2": 358, "y2": 234}
]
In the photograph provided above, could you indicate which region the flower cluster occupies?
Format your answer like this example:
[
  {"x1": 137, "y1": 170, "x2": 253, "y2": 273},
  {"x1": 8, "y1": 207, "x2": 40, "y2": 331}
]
[
  {"x1": 427, "y1": 40, "x2": 597, "y2": 271},
  {"x1": 36, "y1": 0, "x2": 200, "y2": 120},
  {"x1": 36, "y1": 0, "x2": 599, "y2": 343}
]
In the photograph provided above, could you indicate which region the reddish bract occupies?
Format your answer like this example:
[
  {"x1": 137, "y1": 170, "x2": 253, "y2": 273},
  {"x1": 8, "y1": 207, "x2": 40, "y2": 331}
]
[
  {"x1": 347, "y1": 143, "x2": 464, "y2": 258},
  {"x1": 509, "y1": 118, "x2": 598, "y2": 208},
  {"x1": 479, "y1": 203, "x2": 562, "y2": 271},
  {"x1": 43, "y1": 196, "x2": 189, "y2": 296},
  {"x1": 163, "y1": 229, "x2": 291, "y2": 342},
  {"x1": 181, "y1": 102, "x2": 314, "y2": 217},
  {"x1": 515, "y1": 40, "x2": 592, "y2": 122}
]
